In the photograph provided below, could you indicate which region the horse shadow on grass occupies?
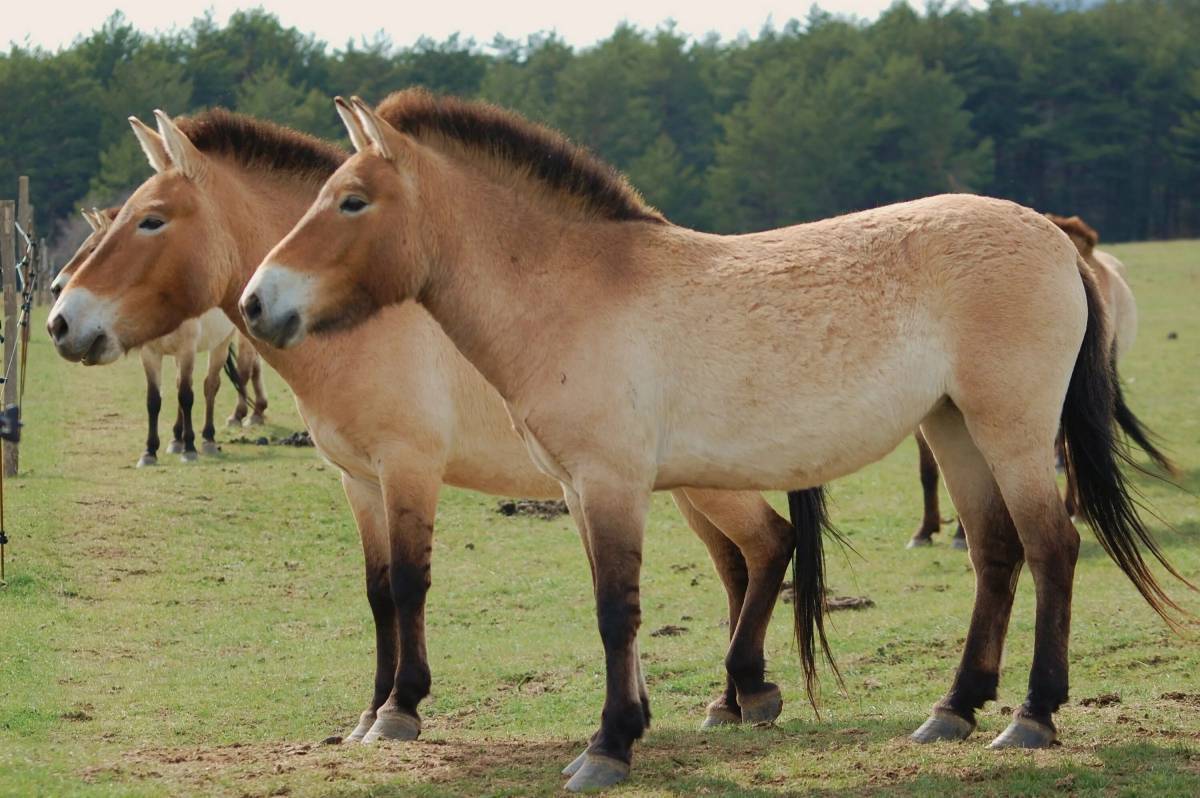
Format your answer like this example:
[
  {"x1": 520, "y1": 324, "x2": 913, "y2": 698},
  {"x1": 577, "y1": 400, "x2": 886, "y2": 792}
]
[{"x1": 312, "y1": 717, "x2": 1200, "y2": 797}]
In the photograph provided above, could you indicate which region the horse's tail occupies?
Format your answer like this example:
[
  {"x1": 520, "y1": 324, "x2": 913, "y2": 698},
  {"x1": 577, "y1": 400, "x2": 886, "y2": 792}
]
[
  {"x1": 223, "y1": 344, "x2": 249, "y2": 403},
  {"x1": 788, "y1": 487, "x2": 843, "y2": 711},
  {"x1": 1061, "y1": 256, "x2": 1194, "y2": 629},
  {"x1": 1111, "y1": 370, "x2": 1178, "y2": 476}
]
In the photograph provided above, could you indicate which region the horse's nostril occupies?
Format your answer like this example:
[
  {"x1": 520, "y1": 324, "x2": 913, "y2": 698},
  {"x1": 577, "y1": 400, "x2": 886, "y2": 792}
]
[
  {"x1": 50, "y1": 313, "x2": 69, "y2": 343},
  {"x1": 243, "y1": 292, "x2": 263, "y2": 322}
]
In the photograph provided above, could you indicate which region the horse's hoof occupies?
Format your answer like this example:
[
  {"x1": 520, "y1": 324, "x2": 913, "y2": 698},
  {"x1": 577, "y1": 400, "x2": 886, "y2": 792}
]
[
  {"x1": 564, "y1": 754, "x2": 630, "y2": 793},
  {"x1": 201, "y1": 441, "x2": 221, "y2": 456},
  {"x1": 246, "y1": 414, "x2": 266, "y2": 427},
  {"x1": 136, "y1": 454, "x2": 157, "y2": 468},
  {"x1": 700, "y1": 706, "x2": 742, "y2": 729},
  {"x1": 166, "y1": 440, "x2": 185, "y2": 454},
  {"x1": 180, "y1": 450, "x2": 199, "y2": 463},
  {"x1": 345, "y1": 710, "x2": 377, "y2": 743},
  {"x1": 951, "y1": 536, "x2": 969, "y2": 551},
  {"x1": 907, "y1": 535, "x2": 933, "y2": 549},
  {"x1": 562, "y1": 749, "x2": 589, "y2": 776},
  {"x1": 911, "y1": 709, "x2": 975, "y2": 743},
  {"x1": 361, "y1": 708, "x2": 420, "y2": 743},
  {"x1": 226, "y1": 416, "x2": 244, "y2": 428},
  {"x1": 738, "y1": 684, "x2": 782, "y2": 725},
  {"x1": 988, "y1": 716, "x2": 1057, "y2": 749}
]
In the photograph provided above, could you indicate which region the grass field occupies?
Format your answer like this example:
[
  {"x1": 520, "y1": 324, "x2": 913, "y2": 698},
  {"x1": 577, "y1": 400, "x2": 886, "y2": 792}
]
[{"x1": 2, "y1": 240, "x2": 1198, "y2": 797}]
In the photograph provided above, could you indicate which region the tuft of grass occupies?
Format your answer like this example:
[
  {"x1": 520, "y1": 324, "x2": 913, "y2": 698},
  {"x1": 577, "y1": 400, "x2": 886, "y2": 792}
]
[{"x1": 1, "y1": 239, "x2": 1198, "y2": 796}]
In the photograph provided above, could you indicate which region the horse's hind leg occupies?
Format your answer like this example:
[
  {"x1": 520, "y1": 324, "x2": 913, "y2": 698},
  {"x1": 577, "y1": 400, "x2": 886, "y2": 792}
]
[
  {"x1": 908, "y1": 431, "x2": 943, "y2": 547},
  {"x1": 670, "y1": 490, "x2": 751, "y2": 727},
  {"x1": 248, "y1": 358, "x2": 268, "y2": 425},
  {"x1": 138, "y1": 349, "x2": 163, "y2": 468},
  {"x1": 228, "y1": 338, "x2": 255, "y2": 426},
  {"x1": 971, "y1": 423, "x2": 1079, "y2": 749},
  {"x1": 912, "y1": 404, "x2": 1025, "y2": 743},
  {"x1": 680, "y1": 489, "x2": 792, "y2": 725},
  {"x1": 200, "y1": 345, "x2": 225, "y2": 456},
  {"x1": 175, "y1": 351, "x2": 198, "y2": 462}
]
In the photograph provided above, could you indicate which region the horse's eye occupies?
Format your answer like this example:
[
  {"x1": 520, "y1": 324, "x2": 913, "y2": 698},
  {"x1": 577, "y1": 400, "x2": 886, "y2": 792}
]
[
  {"x1": 139, "y1": 217, "x2": 166, "y2": 231},
  {"x1": 340, "y1": 196, "x2": 368, "y2": 214}
]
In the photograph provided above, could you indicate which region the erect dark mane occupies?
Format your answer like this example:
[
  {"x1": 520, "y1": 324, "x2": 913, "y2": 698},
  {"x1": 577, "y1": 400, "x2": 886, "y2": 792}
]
[
  {"x1": 177, "y1": 108, "x2": 347, "y2": 183},
  {"x1": 375, "y1": 89, "x2": 666, "y2": 224}
]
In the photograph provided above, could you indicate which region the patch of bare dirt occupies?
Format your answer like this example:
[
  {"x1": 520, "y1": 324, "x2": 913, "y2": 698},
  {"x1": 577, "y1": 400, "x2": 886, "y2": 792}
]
[
  {"x1": 495, "y1": 499, "x2": 569, "y2": 520},
  {"x1": 1079, "y1": 693, "x2": 1121, "y2": 708},
  {"x1": 1161, "y1": 691, "x2": 1200, "y2": 706},
  {"x1": 651, "y1": 624, "x2": 688, "y2": 637}
]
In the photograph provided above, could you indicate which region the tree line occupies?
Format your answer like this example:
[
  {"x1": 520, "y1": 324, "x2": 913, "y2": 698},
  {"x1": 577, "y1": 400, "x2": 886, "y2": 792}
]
[{"x1": 3, "y1": 1, "x2": 1200, "y2": 252}]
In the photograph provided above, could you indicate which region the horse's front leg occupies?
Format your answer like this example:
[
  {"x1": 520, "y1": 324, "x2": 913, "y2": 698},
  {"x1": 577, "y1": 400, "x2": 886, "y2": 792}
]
[
  {"x1": 340, "y1": 473, "x2": 397, "y2": 742},
  {"x1": 200, "y1": 345, "x2": 225, "y2": 455},
  {"x1": 361, "y1": 466, "x2": 441, "y2": 743},
  {"x1": 138, "y1": 349, "x2": 164, "y2": 467},
  {"x1": 564, "y1": 475, "x2": 650, "y2": 793}
]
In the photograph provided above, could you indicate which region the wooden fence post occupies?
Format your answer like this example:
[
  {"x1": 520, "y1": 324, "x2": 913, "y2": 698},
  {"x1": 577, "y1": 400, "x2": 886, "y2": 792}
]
[
  {"x1": 38, "y1": 238, "x2": 48, "y2": 306},
  {"x1": 1, "y1": 199, "x2": 17, "y2": 477}
]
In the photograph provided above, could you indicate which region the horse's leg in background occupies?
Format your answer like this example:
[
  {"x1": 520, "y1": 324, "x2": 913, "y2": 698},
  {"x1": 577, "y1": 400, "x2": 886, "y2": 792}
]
[
  {"x1": 248, "y1": 355, "x2": 269, "y2": 425},
  {"x1": 166, "y1": 355, "x2": 185, "y2": 454},
  {"x1": 360, "y1": 463, "x2": 441, "y2": 743},
  {"x1": 228, "y1": 337, "x2": 255, "y2": 426},
  {"x1": 137, "y1": 349, "x2": 164, "y2": 468},
  {"x1": 909, "y1": 430, "x2": 943, "y2": 547},
  {"x1": 679, "y1": 489, "x2": 792, "y2": 724},
  {"x1": 1058, "y1": 433, "x2": 1079, "y2": 519},
  {"x1": 911, "y1": 405, "x2": 1024, "y2": 742},
  {"x1": 199, "y1": 342, "x2": 226, "y2": 455},
  {"x1": 563, "y1": 476, "x2": 651, "y2": 792},
  {"x1": 175, "y1": 350, "x2": 199, "y2": 462},
  {"x1": 340, "y1": 473, "x2": 398, "y2": 743},
  {"x1": 671, "y1": 490, "x2": 749, "y2": 728}
]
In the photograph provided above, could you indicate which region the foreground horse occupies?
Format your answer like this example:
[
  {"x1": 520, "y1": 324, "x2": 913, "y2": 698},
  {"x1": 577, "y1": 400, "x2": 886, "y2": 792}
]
[
  {"x1": 50, "y1": 208, "x2": 265, "y2": 464},
  {"x1": 47, "y1": 109, "x2": 831, "y2": 754},
  {"x1": 243, "y1": 91, "x2": 1193, "y2": 791},
  {"x1": 906, "y1": 212, "x2": 1173, "y2": 548}
]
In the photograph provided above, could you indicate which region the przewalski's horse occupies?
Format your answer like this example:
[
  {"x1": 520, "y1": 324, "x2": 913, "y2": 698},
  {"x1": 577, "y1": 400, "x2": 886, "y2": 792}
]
[
  {"x1": 243, "y1": 91, "x2": 1195, "y2": 791},
  {"x1": 47, "y1": 108, "x2": 834, "y2": 755},
  {"x1": 50, "y1": 208, "x2": 264, "y2": 464},
  {"x1": 907, "y1": 212, "x2": 1175, "y2": 548}
]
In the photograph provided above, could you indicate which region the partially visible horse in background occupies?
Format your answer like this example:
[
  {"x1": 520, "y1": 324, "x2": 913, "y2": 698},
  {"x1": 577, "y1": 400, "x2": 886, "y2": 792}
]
[
  {"x1": 51, "y1": 208, "x2": 267, "y2": 464},
  {"x1": 906, "y1": 212, "x2": 1173, "y2": 548}
]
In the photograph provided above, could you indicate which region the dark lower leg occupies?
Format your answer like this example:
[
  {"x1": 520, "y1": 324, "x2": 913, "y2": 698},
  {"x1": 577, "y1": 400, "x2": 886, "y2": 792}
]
[
  {"x1": 178, "y1": 380, "x2": 196, "y2": 453},
  {"x1": 913, "y1": 431, "x2": 943, "y2": 541},
  {"x1": 366, "y1": 563, "x2": 399, "y2": 711},
  {"x1": 937, "y1": 501, "x2": 1024, "y2": 724},
  {"x1": 1018, "y1": 530, "x2": 1079, "y2": 728},
  {"x1": 172, "y1": 406, "x2": 184, "y2": 446},
  {"x1": 591, "y1": 581, "x2": 645, "y2": 764},
  {"x1": 387, "y1": 511, "x2": 434, "y2": 719},
  {"x1": 202, "y1": 371, "x2": 220, "y2": 444},
  {"x1": 725, "y1": 527, "x2": 791, "y2": 708},
  {"x1": 145, "y1": 384, "x2": 161, "y2": 458},
  {"x1": 251, "y1": 363, "x2": 268, "y2": 419}
]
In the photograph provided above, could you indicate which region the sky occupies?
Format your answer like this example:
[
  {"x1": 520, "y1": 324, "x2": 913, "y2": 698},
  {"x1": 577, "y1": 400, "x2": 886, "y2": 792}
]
[{"x1": 8, "y1": 1, "x2": 986, "y2": 52}]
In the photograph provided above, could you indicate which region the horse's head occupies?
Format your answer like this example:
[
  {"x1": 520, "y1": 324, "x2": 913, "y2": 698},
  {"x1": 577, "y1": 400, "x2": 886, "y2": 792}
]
[
  {"x1": 1046, "y1": 213, "x2": 1099, "y2": 259},
  {"x1": 48, "y1": 112, "x2": 234, "y2": 364},
  {"x1": 241, "y1": 97, "x2": 427, "y2": 349},
  {"x1": 50, "y1": 207, "x2": 119, "y2": 301}
]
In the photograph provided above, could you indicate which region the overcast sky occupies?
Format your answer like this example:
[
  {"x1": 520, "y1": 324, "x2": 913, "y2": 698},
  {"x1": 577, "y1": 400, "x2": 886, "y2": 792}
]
[{"x1": 10, "y1": 1, "x2": 986, "y2": 51}]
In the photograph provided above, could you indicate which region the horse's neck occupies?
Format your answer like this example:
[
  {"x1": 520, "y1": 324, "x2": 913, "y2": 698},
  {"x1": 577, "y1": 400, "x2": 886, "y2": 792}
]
[
  {"x1": 213, "y1": 172, "x2": 336, "y2": 389},
  {"x1": 420, "y1": 179, "x2": 627, "y2": 402}
]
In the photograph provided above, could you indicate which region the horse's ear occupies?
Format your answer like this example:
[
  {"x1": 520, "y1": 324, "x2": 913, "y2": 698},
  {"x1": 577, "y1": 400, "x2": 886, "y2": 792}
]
[
  {"x1": 81, "y1": 208, "x2": 100, "y2": 232},
  {"x1": 334, "y1": 96, "x2": 370, "y2": 153},
  {"x1": 1047, "y1": 213, "x2": 1099, "y2": 256},
  {"x1": 129, "y1": 116, "x2": 170, "y2": 173},
  {"x1": 91, "y1": 207, "x2": 113, "y2": 234},
  {"x1": 350, "y1": 96, "x2": 397, "y2": 162},
  {"x1": 153, "y1": 109, "x2": 208, "y2": 181}
]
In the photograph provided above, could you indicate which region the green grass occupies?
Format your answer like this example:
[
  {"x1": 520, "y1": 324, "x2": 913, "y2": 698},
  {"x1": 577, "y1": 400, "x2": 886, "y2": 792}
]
[{"x1": 2, "y1": 240, "x2": 1199, "y2": 797}]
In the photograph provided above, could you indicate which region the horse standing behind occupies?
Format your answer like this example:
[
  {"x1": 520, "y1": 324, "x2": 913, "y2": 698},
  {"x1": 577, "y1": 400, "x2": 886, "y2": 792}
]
[
  {"x1": 50, "y1": 208, "x2": 267, "y2": 464},
  {"x1": 242, "y1": 91, "x2": 1194, "y2": 791},
  {"x1": 907, "y1": 212, "x2": 1173, "y2": 548}
]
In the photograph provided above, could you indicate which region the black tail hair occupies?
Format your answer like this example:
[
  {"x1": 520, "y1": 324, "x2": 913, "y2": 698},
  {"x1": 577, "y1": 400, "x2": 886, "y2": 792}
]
[
  {"x1": 1111, "y1": 369, "x2": 1177, "y2": 476},
  {"x1": 788, "y1": 487, "x2": 844, "y2": 712},
  {"x1": 1062, "y1": 257, "x2": 1195, "y2": 629},
  {"x1": 223, "y1": 344, "x2": 249, "y2": 403}
]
